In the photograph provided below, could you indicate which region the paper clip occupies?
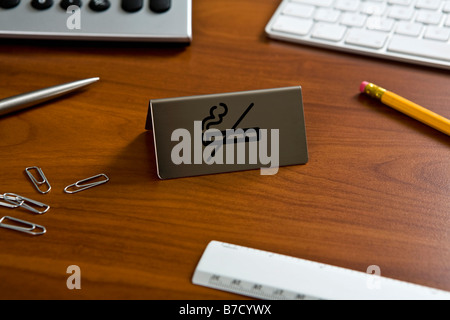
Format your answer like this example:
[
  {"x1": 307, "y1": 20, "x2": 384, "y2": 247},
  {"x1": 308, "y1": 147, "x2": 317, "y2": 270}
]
[
  {"x1": 3, "y1": 193, "x2": 50, "y2": 215},
  {"x1": 25, "y1": 166, "x2": 52, "y2": 194},
  {"x1": 0, "y1": 194, "x2": 22, "y2": 209},
  {"x1": 0, "y1": 216, "x2": 46, "y2": 236},
  {"x1": 64, "y1": 173, "x2": 109, "y2": 194}
]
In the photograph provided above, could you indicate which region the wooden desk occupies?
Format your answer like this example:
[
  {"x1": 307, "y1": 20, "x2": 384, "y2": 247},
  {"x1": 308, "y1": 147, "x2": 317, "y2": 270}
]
[{"x1": 1, "y1": 0, "x2": 449, "y2": 300}]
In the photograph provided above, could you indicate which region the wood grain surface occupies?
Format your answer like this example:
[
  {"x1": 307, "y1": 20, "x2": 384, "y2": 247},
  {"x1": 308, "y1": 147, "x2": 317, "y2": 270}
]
[{"x1": 1, "y1": 0, "x2": 449, "y2": 299}]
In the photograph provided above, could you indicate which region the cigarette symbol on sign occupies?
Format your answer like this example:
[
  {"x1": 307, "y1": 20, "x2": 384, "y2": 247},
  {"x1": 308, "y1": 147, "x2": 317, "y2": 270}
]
[{"x1": 202, "y1": 102, "x2": 260, "y2": 148}]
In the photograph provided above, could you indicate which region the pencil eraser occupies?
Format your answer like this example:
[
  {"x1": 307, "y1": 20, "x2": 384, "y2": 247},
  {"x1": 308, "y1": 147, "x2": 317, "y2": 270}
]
[{"x1": 360, "y1": 81, "x2": 369, "y2": 93}]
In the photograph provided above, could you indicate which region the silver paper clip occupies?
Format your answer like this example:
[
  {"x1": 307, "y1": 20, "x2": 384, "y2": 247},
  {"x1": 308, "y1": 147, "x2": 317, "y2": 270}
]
[
  {"x1": 64, "y1": 173, "x2": 109, "y2": 194},
  {"x1": 0, "y1": 194, "x2": 22, "y2": 209},
  {"x1": 25, "y1": 166, "x2": 51, "y2": 194},
  {"x1": 3, "y1": 193, "x2": 50, "y2": 215},
  {"x1": 0, "y1": 216, "x2": 46, "y2": 236}
]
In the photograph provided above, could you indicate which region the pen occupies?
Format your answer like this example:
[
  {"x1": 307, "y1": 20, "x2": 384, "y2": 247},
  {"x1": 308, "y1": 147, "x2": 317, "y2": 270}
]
[
  {"x1": 0, "y1": 77, "x2": 100, "y2": 117},
  {"x1": 360, "y1": 81, "x2": 450, "y2": 136}
]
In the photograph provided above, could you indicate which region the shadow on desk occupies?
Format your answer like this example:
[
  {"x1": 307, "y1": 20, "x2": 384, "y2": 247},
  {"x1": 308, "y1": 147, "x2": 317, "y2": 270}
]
[{"x1": 106, "y1": 130, "x2": 160, "y2": 185}]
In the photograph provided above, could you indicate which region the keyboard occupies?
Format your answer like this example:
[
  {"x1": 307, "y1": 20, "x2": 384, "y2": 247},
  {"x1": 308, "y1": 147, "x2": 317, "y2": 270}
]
[
  {"x1": 265, "y1": 0, "x2": 450, "y2": 70},
  {"x1": 0, "y1": 0, "x2": 192, "y2": 43}
]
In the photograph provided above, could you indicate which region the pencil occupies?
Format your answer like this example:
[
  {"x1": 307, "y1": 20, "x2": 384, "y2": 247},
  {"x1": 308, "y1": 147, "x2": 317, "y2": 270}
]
[{"x1": 360, "y1": 81, "x2": 450, "y2": 136}]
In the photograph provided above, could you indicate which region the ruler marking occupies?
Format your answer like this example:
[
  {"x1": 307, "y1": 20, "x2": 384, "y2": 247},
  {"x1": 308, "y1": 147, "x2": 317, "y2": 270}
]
[{"x1": 207, "y1": 274, "x2": 293, "y2": 300}]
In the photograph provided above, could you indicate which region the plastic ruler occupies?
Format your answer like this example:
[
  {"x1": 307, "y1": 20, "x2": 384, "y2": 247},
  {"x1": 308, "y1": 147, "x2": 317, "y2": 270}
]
[{"x1": 192, "y1": 241, "x2": 450, "y2": 300}]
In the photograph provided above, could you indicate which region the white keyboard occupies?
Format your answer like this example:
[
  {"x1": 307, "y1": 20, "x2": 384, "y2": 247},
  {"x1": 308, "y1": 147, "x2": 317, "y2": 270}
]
[
  {"x1": 0, "y1": 0, "x2": 191, "y2": 43},
  {"x1": 266, "y1": 0, "x2": 450, "y2": 70}
]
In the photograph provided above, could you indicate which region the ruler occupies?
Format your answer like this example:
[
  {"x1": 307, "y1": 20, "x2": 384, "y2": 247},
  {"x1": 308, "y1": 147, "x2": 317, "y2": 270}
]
[{"x1": 192, "y1": 241, "x2": 450, "y2": 300}]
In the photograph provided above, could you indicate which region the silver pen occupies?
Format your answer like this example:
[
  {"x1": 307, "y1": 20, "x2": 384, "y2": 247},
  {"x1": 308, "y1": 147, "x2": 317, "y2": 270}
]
[{"x1": 0, "y1": 77, "x2": 99, "y2": 117}]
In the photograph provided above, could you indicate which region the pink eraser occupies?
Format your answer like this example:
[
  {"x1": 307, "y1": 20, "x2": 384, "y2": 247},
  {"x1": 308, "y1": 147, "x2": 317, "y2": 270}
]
[{"x1": 360, "y1": 81, "x2": 369, "y2": 93}]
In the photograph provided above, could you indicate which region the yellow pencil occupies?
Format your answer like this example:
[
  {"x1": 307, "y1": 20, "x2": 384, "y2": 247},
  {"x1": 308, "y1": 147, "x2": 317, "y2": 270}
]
[{"x1": 360, "y1": 81, "x2": 450, "y2": 136}]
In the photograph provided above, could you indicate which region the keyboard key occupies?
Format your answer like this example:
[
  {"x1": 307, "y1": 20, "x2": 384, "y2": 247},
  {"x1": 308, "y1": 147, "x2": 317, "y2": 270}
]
[
  {"x1": 89, "y1": 0, "x2": 110, "y2": 12},
  {"x1": 312, "y1": 22, "x2": 347, "y2": 41},
  {"x1": 121, "y1": 0, "x2": 143, "y2": 13},
  {"x1": 389, "y1": 6, "x2": 415, "y2": 20},
  {"x1": 150, "y1": 0, "x2": 171, "y2": 13},
  {"x1": 345, "y1": 28, "x2": 388, "y2": 48},
  {"x1": 334, "y1": 0, "x2": 360, "y2": 12},
  {"x1": 315, "y1": 8, "x2": 340, "y2": 22},
  {"x1": 340, "y1": 13, "x2": 367, "y2": 27},
  {"x1": 424, "y1": 26, "x2": 450, "y2": 41},
  {"x1": 0, "y1": 0, "x2": 20, "y2": 9},
  {"x1": 292, "y1": 0, "x2": 333, "y2": 7},
  {"x1": 395, "y1": 22, "x2": 423, "y2": 36},
  {"x1": 416, "y1": 0, "x2": 441, "y2": 10},
  {"x1": 444, "y1": 1, "x2": 450, "y2": 12},
  {"x1": 366, "y1": 17, "x2": 395, "y2": 32},
  {"x1": 416, "y1": 10, "x2": 442, "y2": 24},
  {"x1": 31, "y1": 0, "x2": 54, "y2": 10},
  {"x1": 60, "y1": 0, "x2": 82, "y2": 10},
  {"x1": 272, "y1": 16, "x2": 314, "y2": 36},
  {"x1": 388, "y1": 35, "x2": 450, "y2": 62},
  {"x1": 388, "y1": 0, "x2": 412, "y2": 5},
  {"x1": 282, "y1": 3, "x2": 315, "y2": 19},
  {"x1": 361, "y1": 1, "x2": 388, "y2": 15}
]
